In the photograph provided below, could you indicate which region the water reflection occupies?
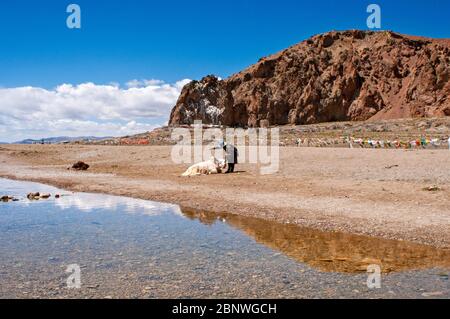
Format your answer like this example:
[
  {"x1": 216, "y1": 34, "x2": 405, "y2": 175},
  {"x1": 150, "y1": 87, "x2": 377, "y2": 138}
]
[
  {"x1": 1, "y1": 178, "x2": 182, "y2": 217},
  {"x1": 2, "y1": 178, "x2": 450, "y2": 275},
  {"x1": 53, "y1": 193, "x2": 182, "y2": 216},
  {"x1": 182, "y1": 209, "x2": 450, "y2": 273}
]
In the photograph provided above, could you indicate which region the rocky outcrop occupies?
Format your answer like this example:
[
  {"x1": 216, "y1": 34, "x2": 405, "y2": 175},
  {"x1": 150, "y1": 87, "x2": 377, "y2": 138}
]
[{"x1": 169, "y1": 30, "x2": 450, "y2": 127}]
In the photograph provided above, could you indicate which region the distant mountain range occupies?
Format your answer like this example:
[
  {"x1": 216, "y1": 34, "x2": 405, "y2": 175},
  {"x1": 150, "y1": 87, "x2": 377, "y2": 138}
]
[{"x1": 9, "y1": 136, "x2": 112, "y2": 145}]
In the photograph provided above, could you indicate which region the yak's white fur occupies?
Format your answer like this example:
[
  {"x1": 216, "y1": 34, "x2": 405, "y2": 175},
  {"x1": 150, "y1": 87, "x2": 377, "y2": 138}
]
[{"x1": 182, "y1": 157, "x2": 226, "y2": 177}]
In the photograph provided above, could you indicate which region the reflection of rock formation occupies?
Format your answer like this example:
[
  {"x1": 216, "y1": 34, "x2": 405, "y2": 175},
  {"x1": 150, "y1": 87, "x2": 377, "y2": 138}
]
[{"x1": 182, "y1": 209, "x2": 450, "y2": 273}]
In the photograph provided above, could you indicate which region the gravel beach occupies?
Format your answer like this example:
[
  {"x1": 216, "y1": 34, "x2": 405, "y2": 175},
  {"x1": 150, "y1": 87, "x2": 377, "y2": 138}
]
[{"x1": 1, "y1": 144, "x2": 449, "y2": 248}]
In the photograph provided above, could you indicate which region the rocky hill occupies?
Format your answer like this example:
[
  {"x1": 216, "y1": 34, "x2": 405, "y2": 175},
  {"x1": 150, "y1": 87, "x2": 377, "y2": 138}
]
[{"x1": 169, "y1": 30, "x2": 450, "y2": 127}]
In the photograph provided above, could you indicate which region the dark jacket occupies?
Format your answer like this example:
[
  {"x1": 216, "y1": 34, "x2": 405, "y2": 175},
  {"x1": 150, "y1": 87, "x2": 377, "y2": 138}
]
[{"x1": 223, "y1": 144, "x2": 238, "y2": 164}]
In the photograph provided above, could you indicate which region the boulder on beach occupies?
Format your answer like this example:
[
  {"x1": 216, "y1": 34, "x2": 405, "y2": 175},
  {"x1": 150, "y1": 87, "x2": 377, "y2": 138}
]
[{"x1": 72, "y1": 161, "x2": 90, "y2": 171}]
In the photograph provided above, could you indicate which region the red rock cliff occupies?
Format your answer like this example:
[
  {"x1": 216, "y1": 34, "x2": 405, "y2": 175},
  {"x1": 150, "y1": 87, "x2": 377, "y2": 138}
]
[{"x1": 169, "y1": 30, "x2": 450, "y2": 127}]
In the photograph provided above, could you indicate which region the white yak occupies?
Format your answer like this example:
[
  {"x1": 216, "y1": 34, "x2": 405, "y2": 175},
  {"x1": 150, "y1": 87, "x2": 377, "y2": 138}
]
[{"x1": 182, "y1": 157, "x2": 226, "y2": 177}]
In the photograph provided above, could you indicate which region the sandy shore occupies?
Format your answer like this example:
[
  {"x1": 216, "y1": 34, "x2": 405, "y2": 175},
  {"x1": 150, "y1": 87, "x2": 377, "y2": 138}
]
[{"x1": 0, "y1": 144, "x2": 449, "y2": 248}]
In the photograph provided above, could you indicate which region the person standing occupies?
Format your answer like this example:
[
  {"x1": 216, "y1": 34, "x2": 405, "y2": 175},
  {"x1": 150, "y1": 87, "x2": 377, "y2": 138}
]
[{"x1": 223, "y1": 142, "x2": 238, "y2": 173}]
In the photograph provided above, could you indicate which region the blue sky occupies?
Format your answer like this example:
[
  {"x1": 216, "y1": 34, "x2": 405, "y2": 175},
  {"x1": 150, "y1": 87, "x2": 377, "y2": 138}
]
[
  {"x1": 0, "y1": 0, "x2": 449, "y2": 88},
  {"x1": 0, "y1": 0, "x2": 449, "y2": 141}
]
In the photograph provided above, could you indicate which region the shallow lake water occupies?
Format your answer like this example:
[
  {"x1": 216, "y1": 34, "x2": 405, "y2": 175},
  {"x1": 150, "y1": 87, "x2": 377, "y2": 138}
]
[{"x1": 0, "y1": 178, "x2": 449, "y2": 299}]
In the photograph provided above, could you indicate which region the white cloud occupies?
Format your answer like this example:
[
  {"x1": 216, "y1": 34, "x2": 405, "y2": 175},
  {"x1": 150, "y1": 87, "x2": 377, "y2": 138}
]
[
  {"x1": 126, "y1": 79, "x2": 167, "y2": 88},
  {"x1": 0, "y1": 79, "x2": 191, "y2": 142}
]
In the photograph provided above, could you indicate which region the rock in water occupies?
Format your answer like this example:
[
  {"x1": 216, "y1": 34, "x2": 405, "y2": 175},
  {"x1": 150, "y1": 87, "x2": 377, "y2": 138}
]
[
  {"x1": 1, "y1": 195, "x2": 13, "y2": 202},
  {"x1": 72, "y1": 161, "x2": 90, "y2": 171},
  {"x1": 27, "y1": 192, "x2": 40, "y2": 200},
  {"x1": 169, "y1": 30, "x2": 450, "y2": 127}
]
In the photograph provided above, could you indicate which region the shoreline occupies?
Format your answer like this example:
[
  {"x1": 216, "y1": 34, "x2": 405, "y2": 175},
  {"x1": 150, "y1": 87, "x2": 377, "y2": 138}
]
[
  {"x1": 1, "y1": 144, "x2": 449, "y2": 249},
  {"x1": 3, "y1": 177, "x2": 449, "y2": 299}
]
